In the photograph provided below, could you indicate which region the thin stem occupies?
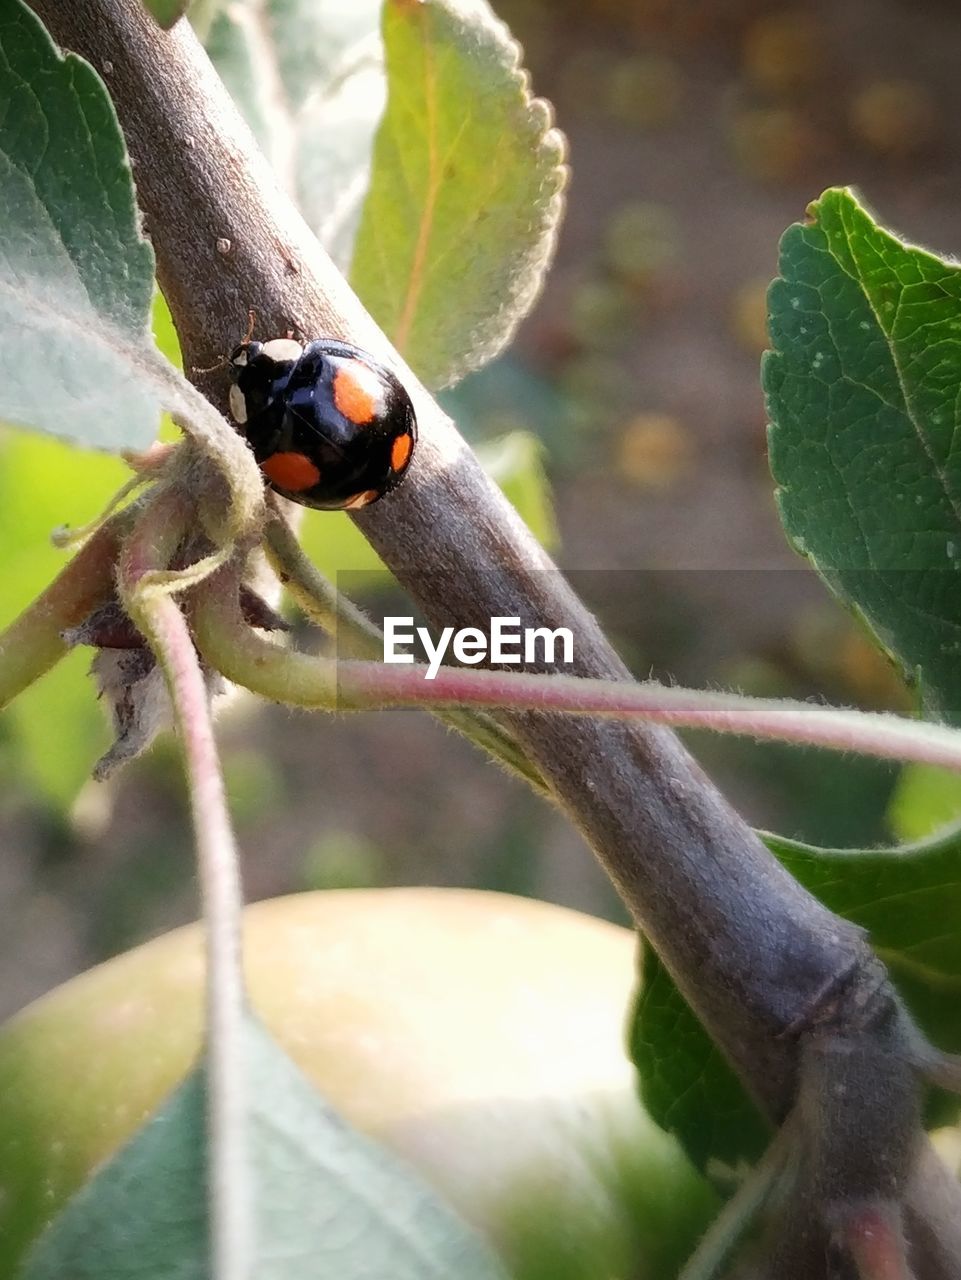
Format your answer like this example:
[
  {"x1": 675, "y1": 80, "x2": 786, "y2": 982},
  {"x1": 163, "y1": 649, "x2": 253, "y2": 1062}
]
[
  {"x1": 262, "y1": 504, "x2": 393, "y2": 658},
  {"x1": 917, "y1": 1051, "x2": 961, "y2": 1093},
  {"x1": 119, "y1": 491, "x2": 251, "y2": 1280},
  {"x1": 343, "y1": 666, "x2": 961, "y2": 773},
  {"x1": 191, "y1": 585, "x2": 961, "y2": 775},
  {"x1": 836, "y1": 1204, "x2": 913, "y2": 1280},
  {"x1": 679, "y1": 1119, "x2": 798, "y2": 1280},
  {"x1": 50, "y1": 469, "x2": 151, "y2": 550},
  {"x1": 0, "y1": 506, "x2": 136, "y2": 710},
  {"x1": 263, "y1": 504, "x2": 548, "y2": 793}
]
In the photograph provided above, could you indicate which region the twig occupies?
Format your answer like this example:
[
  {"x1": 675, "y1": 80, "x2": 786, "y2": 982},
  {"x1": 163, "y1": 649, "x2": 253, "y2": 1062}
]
[
  {"x1": 263, "y1": 502, "x2": 548, "y2": 793},
  {"x1": 0, "y1": 506, "x2": 135, "y2": 709},
  {"x1": 679, "y1": 1118, "x2": 799, "y2": 1280},
  {"x1": 190, "y1": 577, "x2": 961, "y2": 774},
  {"x1": 119, "y1": 490, "x2": 251, "y2": 1280}
]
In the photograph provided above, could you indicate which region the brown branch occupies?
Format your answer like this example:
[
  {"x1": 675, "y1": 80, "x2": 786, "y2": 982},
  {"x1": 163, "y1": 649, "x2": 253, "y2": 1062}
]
[{"x1": 28, "y1": 3, "x2": 961, "y2": 1275}]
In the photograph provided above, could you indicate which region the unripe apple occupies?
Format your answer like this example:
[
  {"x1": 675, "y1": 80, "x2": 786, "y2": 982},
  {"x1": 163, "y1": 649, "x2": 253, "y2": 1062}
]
[{"x1": 0, "y1": 888, "x2": 715, "y2": 1277}]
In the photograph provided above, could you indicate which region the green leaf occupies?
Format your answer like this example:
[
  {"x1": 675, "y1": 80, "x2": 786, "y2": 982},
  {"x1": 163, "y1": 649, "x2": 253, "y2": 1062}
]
[
  {"x1": 630, "y1": 823, "x2": 961, "y2": 1172},
  {"x1": 152, "y1": 289, "x2": 183, "y2": 370},
  {"x1": 629, "y1": 950, "x2": 770, "y2": 1173},
  {"x1": 351, "y1": 0, "x2": 567, "y2": 389},
  {"x1": 889, "y1": 764, "x2": 961, "y2": 842},
  {"x1": 142, "y1": 0, "x2": 189, "y2": 28},
  {"x1": 0, "y1": 0, "x2": 159, "y2": 451},
  {"x1": 765, "y1": 187, "x2": 961, "y2": 724},
  {"x1": 770, "y1": 829, "x2": 961, "y2": 1030},
  {"x1": 204, "y1": 8, "x2": 272, "y2": 150},
  {"x1": 773, "y1": 828, "x2": 961, "y2": 1127},
  {"x1": 0, "y1": 430, "x2": 126, "y2": 802},
  {"x1": 206, "y1": 0, "x2": 384, "y2": 268},
  {"x1": 0, "y1": 280, "x2": 184, "y2": 806},
  {"x1": 188, "y1": 0, "x2": 225, "y2": 42},
  {"x1": 296, "y1": 51, "x2": 385, "y2": 269},
  {"x1": 21, "y1": 1015, "x2": 509, "y2": 1280}
]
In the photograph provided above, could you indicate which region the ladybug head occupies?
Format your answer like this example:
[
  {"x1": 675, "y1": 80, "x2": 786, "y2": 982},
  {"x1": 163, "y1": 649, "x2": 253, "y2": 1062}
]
[
  {"x1": 227, "y1": 338, "x2": 304, "y2": 426},
  {"x1": 228, "y1": 339, "x2": 264, "y2": 370}
]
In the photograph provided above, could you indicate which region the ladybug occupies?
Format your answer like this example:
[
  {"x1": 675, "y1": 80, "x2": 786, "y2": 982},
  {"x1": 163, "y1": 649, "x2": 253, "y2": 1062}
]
[{"x1": 227, "y1": 337, "x2": 416, "y2": 510}]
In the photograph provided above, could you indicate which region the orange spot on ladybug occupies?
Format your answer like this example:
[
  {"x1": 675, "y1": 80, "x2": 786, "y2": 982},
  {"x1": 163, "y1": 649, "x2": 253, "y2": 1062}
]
[
  {"x1": 342, "y1": 489, "x2": 380, "y2": 509},
  {"x1": 390, "y1": 433, "x2": 413, "y2": 472},
  {"x1": 332, "y1": 360, "x2": 381, "y2": 425},
  {"x1": 261, "y1": 452, "x2": 321, "y2": 492}
]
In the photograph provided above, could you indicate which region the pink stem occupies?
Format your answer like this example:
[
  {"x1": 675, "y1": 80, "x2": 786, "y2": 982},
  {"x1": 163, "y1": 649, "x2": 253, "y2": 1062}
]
[
  {"x1": 337, "y1": 662, "x2": 961, "y2": 773},
  {"x1": 836, "y1": 1203, "x2": 913, "y2": 1280},
  {"x1": 120, "y1": 495, "x2": 250, "y2": 1280}
]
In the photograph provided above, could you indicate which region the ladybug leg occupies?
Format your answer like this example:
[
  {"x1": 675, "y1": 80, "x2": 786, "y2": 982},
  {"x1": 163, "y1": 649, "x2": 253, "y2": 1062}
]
[
  {"x1": 193, "y1": 308, "x2": 258, "y2": 374},
  {"x1": 191, "y1": 353, "x2": 229, "y2": 375}
]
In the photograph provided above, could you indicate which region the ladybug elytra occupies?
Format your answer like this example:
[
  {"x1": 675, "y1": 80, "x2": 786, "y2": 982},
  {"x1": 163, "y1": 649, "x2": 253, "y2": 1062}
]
[{"x1": 227, "y1": 337, "x2": 416, "y2": 510}]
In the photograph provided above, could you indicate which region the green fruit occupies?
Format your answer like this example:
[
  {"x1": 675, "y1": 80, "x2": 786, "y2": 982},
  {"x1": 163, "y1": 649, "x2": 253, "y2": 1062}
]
[{"x1": 0, "y1": 888, "x2": 715, "y2": 1278}]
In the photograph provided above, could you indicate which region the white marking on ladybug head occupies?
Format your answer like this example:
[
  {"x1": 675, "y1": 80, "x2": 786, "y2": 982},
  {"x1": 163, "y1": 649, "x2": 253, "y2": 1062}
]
[
  {"x1": 229, "y1": 345, "x2": 250, "y2": 368},
  {"x1": 262, "y1": 337, "x2": 304, "y2": 364},
  {"x1": 228, "y1": 383, "x2": 248, "y2": 424}
]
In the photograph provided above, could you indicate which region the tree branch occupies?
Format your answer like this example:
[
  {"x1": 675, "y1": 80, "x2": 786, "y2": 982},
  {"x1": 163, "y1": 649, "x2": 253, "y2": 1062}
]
[{"x1": 28, "y1": 4, "x2": 961, "y2": 1274}]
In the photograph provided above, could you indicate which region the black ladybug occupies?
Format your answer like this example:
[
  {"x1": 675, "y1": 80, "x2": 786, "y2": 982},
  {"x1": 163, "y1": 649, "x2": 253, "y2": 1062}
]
[{"x1": 227, "y1": 337, "x2": 416, "y2": 510}]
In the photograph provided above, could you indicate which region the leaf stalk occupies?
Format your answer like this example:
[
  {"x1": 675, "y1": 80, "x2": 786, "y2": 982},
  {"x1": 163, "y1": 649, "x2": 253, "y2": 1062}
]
[{"x1": 119, "y1": 489, "x2": 252, "y2": 1280}]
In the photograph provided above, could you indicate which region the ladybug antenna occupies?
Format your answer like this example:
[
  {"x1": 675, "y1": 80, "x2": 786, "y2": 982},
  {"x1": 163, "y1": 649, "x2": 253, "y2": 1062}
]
[{"x1": 191, "y1": 309, "x2": 259, "y2": 375}]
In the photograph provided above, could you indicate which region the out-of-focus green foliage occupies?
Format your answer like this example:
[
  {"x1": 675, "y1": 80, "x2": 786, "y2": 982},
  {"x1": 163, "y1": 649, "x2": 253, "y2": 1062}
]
[
  {"x1": 889, "y1": 765, "x2": 961, "y2": 843},
  {"x1": 352, "y1": 0, "x2": 567, "y2": 389},
  {"x1": 205, "y1": 0, "x2": 383, "y2": 269},
  {"x1": 0, "y1": 0, "x2": 158, "y2": 452},
  {"x1": 766, "y1": 188, "x2": 961, "y2": 725},
  {"x1": 0, "y1": 435, "x2": 126, "y2": 805},
  {"x1": 0, "y1": 294, "x2": 179, "y2": 807},
  {"x1": 141, "y1": 0, "x2": 189, "y2": 28}
]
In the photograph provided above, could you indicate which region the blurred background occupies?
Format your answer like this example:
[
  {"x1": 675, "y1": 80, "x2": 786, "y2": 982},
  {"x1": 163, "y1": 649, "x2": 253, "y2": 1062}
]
[{"x1": 3, "y1": 0, "x2": 960, "y2": 1018}]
